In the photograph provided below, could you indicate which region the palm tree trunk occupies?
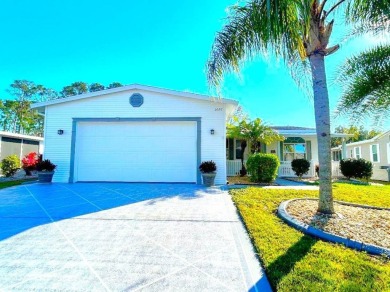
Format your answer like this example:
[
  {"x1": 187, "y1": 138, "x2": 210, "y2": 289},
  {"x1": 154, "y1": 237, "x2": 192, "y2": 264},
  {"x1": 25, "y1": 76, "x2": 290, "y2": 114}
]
[{"x1": 309, "y1": 53, "x2": 334, "y2": 214}]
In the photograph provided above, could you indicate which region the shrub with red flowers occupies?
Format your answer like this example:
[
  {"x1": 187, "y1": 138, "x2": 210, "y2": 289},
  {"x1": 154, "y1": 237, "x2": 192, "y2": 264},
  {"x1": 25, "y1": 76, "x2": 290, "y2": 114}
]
[{"x1": 22, "y1": 152, "x2": 39, "y2": 175}]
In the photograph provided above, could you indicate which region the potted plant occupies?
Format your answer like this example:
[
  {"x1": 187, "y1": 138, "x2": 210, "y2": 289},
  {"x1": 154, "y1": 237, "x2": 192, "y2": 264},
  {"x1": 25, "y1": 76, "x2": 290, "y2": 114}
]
[
  {"x1": 199, "y1": 160, "x2": 217, "y2": 187},
  {"x1": 36, "y1": 159, "x2": 57, "y2": 182},
  {"x1": 21, "y1": 152, "x2": 38, "y2": 176}
]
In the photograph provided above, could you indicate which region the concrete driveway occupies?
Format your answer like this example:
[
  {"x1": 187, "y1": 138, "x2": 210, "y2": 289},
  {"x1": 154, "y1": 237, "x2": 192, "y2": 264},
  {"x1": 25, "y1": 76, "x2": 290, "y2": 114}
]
[{"x1": 0, "y1": 183, "x2": 271, "y2": 291}]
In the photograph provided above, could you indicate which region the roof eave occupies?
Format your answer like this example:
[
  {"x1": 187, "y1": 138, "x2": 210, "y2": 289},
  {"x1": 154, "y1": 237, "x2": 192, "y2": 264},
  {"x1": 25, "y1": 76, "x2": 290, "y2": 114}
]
[{"x1": 30, "y1": 84, "x2": 238, "y2": 110}]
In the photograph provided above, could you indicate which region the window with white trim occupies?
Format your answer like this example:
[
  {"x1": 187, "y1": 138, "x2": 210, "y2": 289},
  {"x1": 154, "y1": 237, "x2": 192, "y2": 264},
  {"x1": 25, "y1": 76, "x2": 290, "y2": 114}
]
[
  {"x1": 354, "y1": 147, "x2": 361, "y2": 159},
  {"x1": 370, "y1": 144, "x2": 380, "y2": 163},
  {"x1": 283, "y1": 143, "x2": 306, "y2": 161}
]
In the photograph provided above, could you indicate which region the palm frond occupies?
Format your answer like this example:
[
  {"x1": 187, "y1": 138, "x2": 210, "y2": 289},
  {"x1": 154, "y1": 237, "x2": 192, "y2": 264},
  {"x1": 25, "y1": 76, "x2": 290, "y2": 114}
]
[
  {"x1": 335, "y1": 44, "x2": 390, "y2": 122},
  {"x1": 207, "y1": 0, "x2": 308, "y2": 89},
  {"x1": 346, "y1": 0, "x2": 390, "y2": 34}
]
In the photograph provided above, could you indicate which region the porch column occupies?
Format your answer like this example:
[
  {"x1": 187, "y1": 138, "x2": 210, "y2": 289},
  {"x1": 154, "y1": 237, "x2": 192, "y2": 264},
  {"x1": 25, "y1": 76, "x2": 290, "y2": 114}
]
[{"x1": 341, "y1": 138, "x2": 347, "y2": 159}]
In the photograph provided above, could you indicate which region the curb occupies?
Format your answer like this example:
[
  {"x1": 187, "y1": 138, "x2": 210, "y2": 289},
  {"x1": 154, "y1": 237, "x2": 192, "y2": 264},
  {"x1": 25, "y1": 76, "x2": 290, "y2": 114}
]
[{"x1": 277, "y1": 198, "x2": 390, "y2": 257}]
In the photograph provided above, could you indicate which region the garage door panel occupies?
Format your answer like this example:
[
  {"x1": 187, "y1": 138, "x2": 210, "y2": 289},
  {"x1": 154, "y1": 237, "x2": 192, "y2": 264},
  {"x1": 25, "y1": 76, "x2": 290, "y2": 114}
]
[{"x1": 75, "y1": 121, "x2": 197, "y2": 182}]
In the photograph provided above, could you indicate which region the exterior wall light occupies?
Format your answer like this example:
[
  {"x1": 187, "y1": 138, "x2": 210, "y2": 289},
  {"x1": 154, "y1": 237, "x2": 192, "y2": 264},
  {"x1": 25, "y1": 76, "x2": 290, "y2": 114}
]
[
  {"x1": 57, "y1": 129, "x2": 64, "y2": 135},
  {"x1": 210, "y1": 129, "x2": 215, "y2": 135}
]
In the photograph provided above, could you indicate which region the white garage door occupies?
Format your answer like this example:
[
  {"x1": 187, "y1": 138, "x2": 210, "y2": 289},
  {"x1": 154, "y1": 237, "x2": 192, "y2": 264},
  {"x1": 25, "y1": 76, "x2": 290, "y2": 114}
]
[{"x1": 74, "y1": 121, "x2": 197, "y2": 182}]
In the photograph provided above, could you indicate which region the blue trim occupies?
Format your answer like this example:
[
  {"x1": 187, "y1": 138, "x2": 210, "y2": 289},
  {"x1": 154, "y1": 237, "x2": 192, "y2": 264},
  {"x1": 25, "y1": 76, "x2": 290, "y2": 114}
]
[
  {"x1": 69, "y1": 120, "x2": 77, "y2": 183},
  {"x1": 69, "y1": 117, "x2": 202, "y2": 184}
]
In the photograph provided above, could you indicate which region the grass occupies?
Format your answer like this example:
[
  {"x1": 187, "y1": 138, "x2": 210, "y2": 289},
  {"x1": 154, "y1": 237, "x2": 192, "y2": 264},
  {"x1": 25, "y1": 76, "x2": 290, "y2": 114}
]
[
  {"x1": 231, "y1": 183, "x2": 390, "y2": 291},
  {"x1": 0, "y1": 178, "x2": 36, "y2": 189}
]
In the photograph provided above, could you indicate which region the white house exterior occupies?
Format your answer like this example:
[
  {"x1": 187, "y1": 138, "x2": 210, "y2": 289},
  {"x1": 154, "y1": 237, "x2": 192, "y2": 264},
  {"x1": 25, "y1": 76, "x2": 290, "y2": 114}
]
[
  {"x1": 332, "y1": 130, "x2": 390, "y2": 181},
  {"x1": 31, "y1": 84, "x2": 237, "y2": 184},
  {"x1": 227, "y1": 127, "x2": 351, "y2": 177}
]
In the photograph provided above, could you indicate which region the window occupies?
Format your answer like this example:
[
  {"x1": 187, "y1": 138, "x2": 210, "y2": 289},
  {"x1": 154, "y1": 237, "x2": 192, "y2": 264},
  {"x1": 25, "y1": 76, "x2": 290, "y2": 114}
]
[
  {"x1": 350, "y1": 149, "x2": 353, "y2": 158},
  {"x1": 283, "y1": 143, "x2": 306, "y2": 161},
  {"x1": 354, "y1": 147, "x2": 361, "y2": 159},
  {"x1": 235, "y1": 139, "x2": 243, "y2": 159},
  {"x1": 370, "y1": 144, "x2": 380, "y2": 162},
  {"x1": 333, "y1": 150, "x2": 341, "y2": 161}
]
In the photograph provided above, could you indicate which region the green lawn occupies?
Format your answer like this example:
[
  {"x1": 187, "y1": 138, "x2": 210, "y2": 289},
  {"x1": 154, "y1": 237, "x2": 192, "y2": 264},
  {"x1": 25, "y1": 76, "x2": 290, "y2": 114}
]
[
  {"x1": 231, "y1": 183, "x2": 390, "y2": 291},
  {"x1": 0, "y1": 179, "x2": 36, "y2": 189}
]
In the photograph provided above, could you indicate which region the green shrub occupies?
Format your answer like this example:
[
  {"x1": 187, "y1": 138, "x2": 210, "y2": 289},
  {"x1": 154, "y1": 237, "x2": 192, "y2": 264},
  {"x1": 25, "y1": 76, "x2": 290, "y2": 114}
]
[
  {"x1": 1, "y1": 155, "x2": 21, "y2": 177},
  {"x1": 35, "y1": 159, "x2": 57, "y2": 172},
  {"x1": 340, "y1": 158, "x2": 373, "y2": 180},
  {"x1": 354, "y1": 159, "x2": 373, "y2": 180},
  {"x1": 291, "y1": 159, "x2": 311, "y2": 179},
  {"x1": 199, "y1": 160, "x2": 217, "y2": 173},
  {"x1": 246, "y1": 153, "x2": 280, "y2": 183}
]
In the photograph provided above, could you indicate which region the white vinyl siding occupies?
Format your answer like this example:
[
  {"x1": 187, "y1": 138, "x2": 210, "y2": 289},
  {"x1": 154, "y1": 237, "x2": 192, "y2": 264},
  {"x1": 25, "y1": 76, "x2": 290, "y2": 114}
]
[
  {"x1": 370, "y1": 144, "x2": 380, "y2": 163},
  {"x1": 43, "y1": 89, "x2": 229, "y2": 184}
]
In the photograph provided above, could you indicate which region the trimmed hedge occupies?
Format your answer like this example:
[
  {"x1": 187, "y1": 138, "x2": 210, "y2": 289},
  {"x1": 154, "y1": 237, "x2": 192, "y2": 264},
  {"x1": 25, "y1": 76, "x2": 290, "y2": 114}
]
[
  {"x1": 291, "y1": 159, "x2": 311, "y2": 179},
  {"x1": 340, "y1": 158, "x2": 373, "y2": 180},
  {"x1": 246, "y1": 153, "x2": 280, "y2": 183}
]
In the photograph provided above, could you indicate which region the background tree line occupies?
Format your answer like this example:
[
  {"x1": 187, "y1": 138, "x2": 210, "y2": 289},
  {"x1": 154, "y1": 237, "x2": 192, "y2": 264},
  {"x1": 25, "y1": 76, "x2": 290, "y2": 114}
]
[{"x1": 0, "y1": 80, "x2": 123, "y2": 136}]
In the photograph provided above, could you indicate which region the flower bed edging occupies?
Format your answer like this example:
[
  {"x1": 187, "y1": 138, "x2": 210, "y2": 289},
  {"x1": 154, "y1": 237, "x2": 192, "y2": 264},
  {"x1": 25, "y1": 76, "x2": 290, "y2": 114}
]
[{"x1": 277, "y1": 198, "x2": 390, "y2": 257}]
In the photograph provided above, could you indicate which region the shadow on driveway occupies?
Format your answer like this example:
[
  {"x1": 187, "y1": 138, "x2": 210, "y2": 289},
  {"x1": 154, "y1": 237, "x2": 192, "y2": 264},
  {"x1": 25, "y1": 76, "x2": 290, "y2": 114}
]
[{"x1": 0, "y1": 182, "x2": 212, "y2": 241}]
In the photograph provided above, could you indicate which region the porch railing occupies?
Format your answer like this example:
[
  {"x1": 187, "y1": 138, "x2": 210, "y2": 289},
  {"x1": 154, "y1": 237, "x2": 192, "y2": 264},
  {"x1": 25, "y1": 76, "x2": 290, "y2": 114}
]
[
  {"x1": 226, "y1": 159, "x2": 342, "y2": 177},
  {"x1": 226, "y1": 160, "x2": 246, "y2": 176}
]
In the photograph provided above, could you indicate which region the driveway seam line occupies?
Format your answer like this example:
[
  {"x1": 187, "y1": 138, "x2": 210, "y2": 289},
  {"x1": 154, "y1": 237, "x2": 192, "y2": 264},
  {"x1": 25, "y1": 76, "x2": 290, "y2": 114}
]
[
  {"x1": 23, "y1": 185, "x2": 111, "y2": 292},
  {"x1": 225, "y1": 196, "x2": 250, "y2": 291},
  {"x1": 58, "y1": 184, "x2": 104, "y2": 211}
]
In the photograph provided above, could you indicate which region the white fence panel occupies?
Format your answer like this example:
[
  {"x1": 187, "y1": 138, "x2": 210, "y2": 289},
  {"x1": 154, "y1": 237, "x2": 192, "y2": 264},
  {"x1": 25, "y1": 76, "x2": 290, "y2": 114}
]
[{"x1": 227, "y1": 160, "x2": 245, "y2": 176}]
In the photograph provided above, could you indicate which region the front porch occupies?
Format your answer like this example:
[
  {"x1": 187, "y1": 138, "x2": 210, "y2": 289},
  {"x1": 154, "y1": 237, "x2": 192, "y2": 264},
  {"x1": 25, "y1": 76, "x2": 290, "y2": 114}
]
[{"x1": 227, "y1": 160, "x2": 342, "y2": 178}]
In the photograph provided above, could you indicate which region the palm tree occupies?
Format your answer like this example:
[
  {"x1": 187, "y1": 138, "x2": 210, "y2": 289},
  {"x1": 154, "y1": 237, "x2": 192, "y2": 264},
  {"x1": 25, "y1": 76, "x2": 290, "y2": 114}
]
[
  {"x1": 227, "y1": 117, "x2": 283, "y2": 176},
  {"x1": 207, "y1": 0, "x2": 388, "y2": 214},
  {"x1": 336, "y1": 9, "x2": 390, "y2": 124},
  {"x1": 336, "y1": 44, "x2": 390, "y2": 123}
]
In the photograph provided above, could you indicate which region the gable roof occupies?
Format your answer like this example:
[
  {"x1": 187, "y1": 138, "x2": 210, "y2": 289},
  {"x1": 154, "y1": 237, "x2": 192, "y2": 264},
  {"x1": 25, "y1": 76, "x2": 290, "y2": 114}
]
[
  {"x1": 272, "y1": 126, "x2": 353, "y2": 138},
  {"x1": 31, "y1": 83, "x2": 238, "y2": 112},
  {"x1": 344, "y1": 130, "x2": 390, "y2": 147}
]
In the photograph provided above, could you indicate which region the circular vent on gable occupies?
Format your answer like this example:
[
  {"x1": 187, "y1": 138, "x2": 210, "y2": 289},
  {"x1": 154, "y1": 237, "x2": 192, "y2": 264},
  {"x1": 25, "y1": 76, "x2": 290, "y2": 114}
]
[{"x1": 129, "y1": 93, "x2": 144, "y2": 107}]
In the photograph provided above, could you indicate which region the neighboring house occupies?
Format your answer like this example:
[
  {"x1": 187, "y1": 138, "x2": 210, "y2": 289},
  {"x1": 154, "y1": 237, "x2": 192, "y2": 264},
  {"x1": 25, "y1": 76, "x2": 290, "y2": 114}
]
[
  {"x1": 332, "y1": 130, "x2": 390, "y2": 181},
  {"x1": 227, "y1": 126, "x2": 351, "y2": 177},
  {"x1": 0, "y1": 131, "x2": 44, "y2": 161},
  {"x1": 31, "y1": 84, "x2": 237, "y2": 184}
]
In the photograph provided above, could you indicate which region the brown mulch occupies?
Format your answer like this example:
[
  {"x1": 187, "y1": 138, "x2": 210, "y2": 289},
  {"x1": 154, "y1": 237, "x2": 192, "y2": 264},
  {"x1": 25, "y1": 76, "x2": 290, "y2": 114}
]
[
  {"x1": 227, "y1": 176, "x2": 278, "y2": 186},
  {"x1": 287, "y1": 199, "x2": 390, "y2": 249}
]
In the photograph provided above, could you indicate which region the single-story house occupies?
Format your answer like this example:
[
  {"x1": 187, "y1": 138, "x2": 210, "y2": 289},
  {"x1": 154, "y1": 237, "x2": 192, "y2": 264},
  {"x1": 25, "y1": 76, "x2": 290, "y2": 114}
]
[
  {"x1": 31, "y1": 84, "x2": 237, "y2": 184},
  {"x1": 0, "y1": 131, "x2": 44, "y2": 161},
  {"x1": 332, "y1": 130, "x2": 390, "y2": 181},
  {"x1": 227, "y1": 127, "x2": 351, "y2": 177}
]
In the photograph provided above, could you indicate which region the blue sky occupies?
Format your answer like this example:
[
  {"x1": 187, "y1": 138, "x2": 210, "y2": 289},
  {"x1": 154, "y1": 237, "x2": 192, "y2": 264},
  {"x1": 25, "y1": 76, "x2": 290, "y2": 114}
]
[{"x1": 0, "y1": 0, "x2": 387, "y2": 130}]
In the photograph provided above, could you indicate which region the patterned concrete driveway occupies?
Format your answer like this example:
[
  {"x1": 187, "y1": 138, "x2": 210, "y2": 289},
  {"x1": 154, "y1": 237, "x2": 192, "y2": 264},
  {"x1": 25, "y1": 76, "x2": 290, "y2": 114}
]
[{"x1": 0, "y1": 183, "x2": 271, "y2": 291}]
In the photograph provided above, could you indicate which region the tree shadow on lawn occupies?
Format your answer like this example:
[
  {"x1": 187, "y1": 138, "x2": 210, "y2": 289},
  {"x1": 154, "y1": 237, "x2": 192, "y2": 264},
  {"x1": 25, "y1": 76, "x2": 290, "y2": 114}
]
[{"x1": 266, "y1": 234, "x2": 317, "y2": 289}]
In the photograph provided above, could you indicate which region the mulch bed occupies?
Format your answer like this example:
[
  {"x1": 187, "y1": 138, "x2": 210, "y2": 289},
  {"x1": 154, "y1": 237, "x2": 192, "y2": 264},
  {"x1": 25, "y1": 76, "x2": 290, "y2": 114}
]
[
  {"x1": 287, "y1": 199, "x2": 390, "y2": 249},
  {"x1": 0, "y1": 169, "x2": 37, "y2": 182},
  {"x1": 227, "y1": 176, "x2": 278, "y2": 186}
]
